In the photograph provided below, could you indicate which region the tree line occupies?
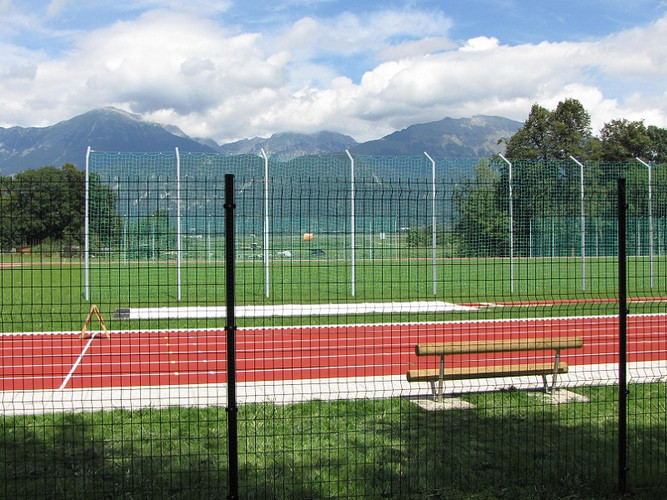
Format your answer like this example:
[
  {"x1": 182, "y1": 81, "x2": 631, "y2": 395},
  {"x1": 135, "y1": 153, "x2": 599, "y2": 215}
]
[
  {"x1": 503, "y1": 98, "x2": 667, "y2": 162},
  {"x1": 455, "y1": 98, "x2": 667, "y2": 257},
  {"x1": 0, "y1": 164, "x2": 121, "y2": 252}
]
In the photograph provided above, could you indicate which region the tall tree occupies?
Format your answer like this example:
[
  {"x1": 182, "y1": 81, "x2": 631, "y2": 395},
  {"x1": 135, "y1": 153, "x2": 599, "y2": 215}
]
[
  {"x1": 550, "y1": 98, "x2": 593, "y2": 158},
  {"x1": 504, "y1": 98, "x2": 593, "y2": 160},
  {"x1": 647, "y1": 125, "x2": 667, "y2": 163},
  {"x1": 598, "y1": 119, "x2": 652, "y2": 161},
  {"x1": 0, "y1": 164, "x2": 121, "y2": 251},
  {"x1": 504, "y1": 103, "x2": 554, "y2": 160}
]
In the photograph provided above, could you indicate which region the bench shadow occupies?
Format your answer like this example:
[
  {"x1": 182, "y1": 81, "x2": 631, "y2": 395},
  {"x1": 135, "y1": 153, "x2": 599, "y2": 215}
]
[{"x1": 350, "y1": 391, "x2": 667, "y2": 499}]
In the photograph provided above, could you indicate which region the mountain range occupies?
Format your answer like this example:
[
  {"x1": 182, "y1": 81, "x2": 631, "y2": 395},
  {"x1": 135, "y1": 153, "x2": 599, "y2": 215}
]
[{"x1": 0, "y1": 108, "x2": 521, "y2": 175}]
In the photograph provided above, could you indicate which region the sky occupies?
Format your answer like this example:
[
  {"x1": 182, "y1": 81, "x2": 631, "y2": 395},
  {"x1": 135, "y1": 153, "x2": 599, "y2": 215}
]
[{"x1": 1, "y1": 0, "x2": 667, "y2": 144}]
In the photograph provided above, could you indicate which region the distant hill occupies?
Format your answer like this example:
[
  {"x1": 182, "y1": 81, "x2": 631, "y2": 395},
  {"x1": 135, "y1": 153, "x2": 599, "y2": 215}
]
[
  {"x1": 0, "y1": 108, "x2": 218, "y2": 176},
  {"x1": 216, "y1": 131, "x2": 358, "y2": 157},
  {"x1": 349, "y1": 116, "x2": 520, "y2": 157},
  {"x1": 0, "y1": 109, "x2": 521, "y2": 176}
]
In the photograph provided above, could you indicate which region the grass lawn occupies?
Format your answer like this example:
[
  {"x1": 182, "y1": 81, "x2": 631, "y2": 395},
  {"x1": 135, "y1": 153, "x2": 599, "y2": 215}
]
[
  {"x1": 1, "y1": 384, "x2": 665, "y2": 499},
  {"x1": 1, "y1": 254, "x2": 665, "y2": 333}
]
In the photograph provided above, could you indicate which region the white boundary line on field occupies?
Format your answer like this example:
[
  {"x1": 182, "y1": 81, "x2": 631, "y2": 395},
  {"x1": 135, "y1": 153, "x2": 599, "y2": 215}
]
[
  {"x1": 2, "y1": 311, "x2": 666, "y2": 337},
  {"x1": 58, "y1": 331, "x2": 99, "y2": 390},
  {"x1": 113, "y1": 301, "x2": 477, "y2": 320}
]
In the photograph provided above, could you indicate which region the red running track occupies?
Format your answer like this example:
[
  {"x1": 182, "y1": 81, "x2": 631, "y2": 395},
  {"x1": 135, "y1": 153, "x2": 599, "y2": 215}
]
[{"x1": 1, "y1": 315, "x2": 666, "y2": 391}]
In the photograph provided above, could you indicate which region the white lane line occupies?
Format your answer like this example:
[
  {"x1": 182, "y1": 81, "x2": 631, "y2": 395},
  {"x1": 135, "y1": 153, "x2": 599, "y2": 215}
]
[
  {"x1": 115, "y1": 301, "x2": 477, "y2": 320},
  {"x1": 59, "y1": 332, "x2": 98, "y2": 390}
]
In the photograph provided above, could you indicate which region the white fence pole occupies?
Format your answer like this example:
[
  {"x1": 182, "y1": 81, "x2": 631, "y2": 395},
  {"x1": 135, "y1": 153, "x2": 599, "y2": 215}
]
[
  {"x1": 570, "y1": 156, "x2": 586, "y2": 291},
  {"x1": 424, "y1": 151, "x2": 437, "y2": 296},
  {"x1": 261, "y1": 149, "x2": 270, "y2": 298},
  {"x1": 346, "y1": 150, "x2": 356, "y2": 297},
  {"x1": 636, "y1": 157, "x2": 654, "y2": 288},
  {"x1": 499, "y1": 154, "x2": 514, "y2": 293},
  {"x1": 175, "y1": 147, "x2": 182, "y2": 301},
  {"x1": 84, "y1": 146, "x2": 91, "y2": 301}
]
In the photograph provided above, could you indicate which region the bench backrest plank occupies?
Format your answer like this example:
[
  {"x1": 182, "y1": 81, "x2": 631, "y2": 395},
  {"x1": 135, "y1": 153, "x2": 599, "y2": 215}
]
[{"x1": 416, "y1": 336, "x2": 584, "y2": 356}]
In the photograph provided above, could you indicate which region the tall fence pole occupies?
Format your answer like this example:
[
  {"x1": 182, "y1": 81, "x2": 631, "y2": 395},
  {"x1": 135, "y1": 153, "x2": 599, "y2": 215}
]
[
  {"x1": 346, "y1": 150, "x2": 356, "y2": 297},
  {"x1": 224, "y1": 174, "x2": 239, "y2": 499},
  {"x1": 499, "y1": 154, "x2": 514, "y2": 293},
  {"x1": 636, "y1": 158, "x2": 654, "y2": 288},
  {"x1": 84, "y1": 146, "x2": 91, "y2": 301},
  {"x1": 617, "y1": 177, "x2": 628, "y2": 494},
  {"x1": 424, "y1": 152, "x2": 437, "y2": 296},
  {"x1": 570, "y1": 156, "x2": 586, "y2": 290},
  {"x1": 175, "y1": 147, "x2": 182, "y2": 301},
  {"x1": 261, "y1": 149, "x2": 270, "y2": 298}
]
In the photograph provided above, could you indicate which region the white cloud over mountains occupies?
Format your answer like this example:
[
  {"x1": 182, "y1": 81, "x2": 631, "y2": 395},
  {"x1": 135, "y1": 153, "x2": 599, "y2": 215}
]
[{"x1": 1, "y1": 2, "x2": 666, "y2": 143}]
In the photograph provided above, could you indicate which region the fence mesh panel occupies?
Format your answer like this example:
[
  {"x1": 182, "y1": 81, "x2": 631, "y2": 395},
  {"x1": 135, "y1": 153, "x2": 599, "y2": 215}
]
[{"x1": 0, "y1": 154, "x2": 665, "y2": 498}]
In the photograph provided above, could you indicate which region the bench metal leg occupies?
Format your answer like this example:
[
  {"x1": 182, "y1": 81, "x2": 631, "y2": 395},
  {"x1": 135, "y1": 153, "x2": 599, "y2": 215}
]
[
  {"x1": 437, "y1": 355, "x2": 445, "y2": 403},
  {"x1": 550, "y1": 349, "x2": 562, "y2": 395}
]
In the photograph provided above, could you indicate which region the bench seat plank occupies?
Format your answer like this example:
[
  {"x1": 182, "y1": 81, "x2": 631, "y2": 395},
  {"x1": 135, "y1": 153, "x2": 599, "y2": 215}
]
[
  {"x1": 416, "y1": 337, "x2": 583, "y2": 356},
  {"x1": 406, "y1": 361, "x2": 568, "y2": 383}
]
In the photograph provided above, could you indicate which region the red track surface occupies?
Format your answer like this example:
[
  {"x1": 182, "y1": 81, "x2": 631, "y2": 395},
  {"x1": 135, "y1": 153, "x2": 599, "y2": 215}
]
[{"x1": 1, "y1": 315, "x2": 666, "y2": 391}]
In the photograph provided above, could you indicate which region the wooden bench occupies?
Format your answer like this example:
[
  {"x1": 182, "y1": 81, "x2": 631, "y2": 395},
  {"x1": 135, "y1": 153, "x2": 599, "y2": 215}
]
[{"x1": 407, "y1": 336, "x2": 584, "y2": 402}]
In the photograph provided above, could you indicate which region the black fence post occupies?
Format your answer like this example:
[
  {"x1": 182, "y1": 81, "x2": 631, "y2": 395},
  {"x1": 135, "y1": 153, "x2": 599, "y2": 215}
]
[
  {"x1": 225, "y1": 174, "x2": 239, "y2": 499},
  {"x1": 617, "y1": 177, "x2": 628, "y2": 494}
]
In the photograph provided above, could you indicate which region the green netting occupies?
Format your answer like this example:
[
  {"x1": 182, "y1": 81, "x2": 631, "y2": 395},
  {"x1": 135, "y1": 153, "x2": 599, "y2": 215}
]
[{"x1": 87, "y1": 153, "x2": 667, "y2": 263}]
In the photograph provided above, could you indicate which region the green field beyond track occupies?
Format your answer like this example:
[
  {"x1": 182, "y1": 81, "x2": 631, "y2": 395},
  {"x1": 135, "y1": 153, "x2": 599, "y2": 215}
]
[{"x1": 1, "y1": 255, "x2": 664, "y2": 333}]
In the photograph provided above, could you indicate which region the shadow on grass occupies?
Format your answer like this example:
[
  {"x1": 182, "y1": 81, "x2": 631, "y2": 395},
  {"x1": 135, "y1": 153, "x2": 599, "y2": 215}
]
[
  {"x1": 1, "y1": 386, "x2": 665, "y2": 499},
  {"x1": 354, "y1": 388, "x2": 666, "y2": 499}
]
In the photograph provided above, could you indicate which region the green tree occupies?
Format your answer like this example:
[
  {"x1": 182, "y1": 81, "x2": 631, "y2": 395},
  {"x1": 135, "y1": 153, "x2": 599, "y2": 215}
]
[
  {"x1": 406, "y1": 225, "x2": 445, "y2": 247},
  {"x1": 88, "y1": 170, "x2": 123, "y2": 251},
  {"x1": 504, "y1": 103, "x2": 554, "y2": 160},
  {"x1": 598, "y1": 119, "x2": 652, "y2": 161},
  {"x1": 454, "y1": 161, "x2": 508, "y2": 257},
  {"x1": 505, "y1": 99, "x2": 593, "y2": 161},
  {"x1": 0, "y1": 176, "x2": 15, "y2": 250},
  {"x1": 647, "y1": 125, "x2": 667, "y2": 163},
  {"x1": 0, "y1": 164, "x2": 122, "y2": 253},
  {"x1": 8, "y1": 166, "x2": 67, "y2": 246},
  {"x1": 550, "y1": 98, "x2": 594, "y2": 158}
]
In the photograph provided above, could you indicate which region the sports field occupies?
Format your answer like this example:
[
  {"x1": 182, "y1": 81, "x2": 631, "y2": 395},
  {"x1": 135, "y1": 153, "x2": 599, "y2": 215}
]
[
  {"x1": 2, "y1": 310, "x2": 666, "y2": 414},
  {"x1": 2, "y1": 254, "x2": 666, "y2": 414},
  {"x1": 1, "y1": 254, "x2": 665, "y2": 333}
]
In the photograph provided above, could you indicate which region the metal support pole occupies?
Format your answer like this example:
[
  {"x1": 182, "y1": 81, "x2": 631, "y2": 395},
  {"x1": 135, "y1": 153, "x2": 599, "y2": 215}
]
[
  {"x1": 224, "y1": 174, "x2": 239, "y2": 499},
  {"x1": 636, "y1": 158, "x2": 654, "y2": 288},
  {"x1": 570, "y1": 156, "x2": 586, "y2": 290},
  {"x1": 261, "y1": 149, "x2": 270, "y2": 298},
  {"x1": 499, "y1": 154, "x2": 514, "y2": 293},
  {"x1": 424, "y1": 152, "x2": 438, "y2": 296},
  {"x1": 175, "y1": 147, "x2": 182, "y2": 301},
  {"x1": 617, "y1": 178, "x2": 628, "y2": 494},
  {"x1": 84, "y1": 146, "x2": 91, "y2": 301},
  {"x1": 346, "y1": 150, "x2": 356, "y2": 297}
]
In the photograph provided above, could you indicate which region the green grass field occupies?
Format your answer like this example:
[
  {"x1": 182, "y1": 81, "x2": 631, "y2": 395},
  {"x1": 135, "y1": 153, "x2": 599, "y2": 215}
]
[
  {"x1": 2, "y1": 247, "x2": 666, "y2": 498},
  {"x1": 1, "y1": 252, "x2": 665, "y2": 333},
  {"x1": 1, "y1": 384, "x2": 665, "y2": 499}
]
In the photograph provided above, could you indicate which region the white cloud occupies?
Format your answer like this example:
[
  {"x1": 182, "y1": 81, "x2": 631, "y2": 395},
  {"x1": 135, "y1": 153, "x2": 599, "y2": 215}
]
[
  {"x1": 460, "y1": 36, "x2": 500, "y2": 52},
  {"x1": 46, "y1": 0, "x2": 75, "y2": 19},
  {"x1": 276, "y1": 8, "x2": 454, "y2": 61},
  {"x1": 0, "y1": 4, "x2": 666, "y2": 145}
]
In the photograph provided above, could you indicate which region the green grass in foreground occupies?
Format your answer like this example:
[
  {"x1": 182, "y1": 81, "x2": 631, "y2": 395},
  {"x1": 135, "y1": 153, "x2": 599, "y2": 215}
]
[{"x1": 1, "y1": 384, "x2": 665, "y2": 499}]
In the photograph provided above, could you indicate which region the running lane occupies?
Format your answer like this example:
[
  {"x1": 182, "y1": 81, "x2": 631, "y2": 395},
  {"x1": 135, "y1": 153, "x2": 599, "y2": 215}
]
[{"x1": 1, "y1": 315, "x2": 665, "y2": 391}]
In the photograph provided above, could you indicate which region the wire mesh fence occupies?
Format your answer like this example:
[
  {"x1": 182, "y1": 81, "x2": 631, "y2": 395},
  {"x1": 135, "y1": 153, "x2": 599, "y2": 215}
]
[{"x1": 0, "y1": 153, "x2": 665, "y2": 498}]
